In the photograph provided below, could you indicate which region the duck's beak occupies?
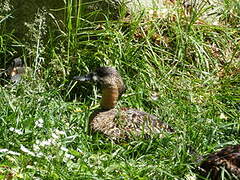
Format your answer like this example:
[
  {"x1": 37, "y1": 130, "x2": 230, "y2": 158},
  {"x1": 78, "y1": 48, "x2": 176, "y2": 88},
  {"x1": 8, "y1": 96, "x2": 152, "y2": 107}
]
[{"x1": 73, "y1": 73, "x2": 93, "y2": 82}]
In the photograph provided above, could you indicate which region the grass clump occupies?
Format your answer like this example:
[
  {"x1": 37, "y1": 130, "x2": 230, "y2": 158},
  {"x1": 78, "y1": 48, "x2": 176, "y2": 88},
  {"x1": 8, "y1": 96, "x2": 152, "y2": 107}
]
[{"x1": 0, "y1": 0, "x2": 239, "y2": 179}]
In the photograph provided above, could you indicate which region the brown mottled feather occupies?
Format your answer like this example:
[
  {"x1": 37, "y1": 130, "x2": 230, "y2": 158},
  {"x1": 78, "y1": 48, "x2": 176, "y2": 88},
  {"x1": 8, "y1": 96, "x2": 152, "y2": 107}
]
[
  {"x1": 90, "y1": 108, "x2": 174, "y2": 140},
  {"x1": 198, "y1": 145, "x2": 240, "y2": 179}
]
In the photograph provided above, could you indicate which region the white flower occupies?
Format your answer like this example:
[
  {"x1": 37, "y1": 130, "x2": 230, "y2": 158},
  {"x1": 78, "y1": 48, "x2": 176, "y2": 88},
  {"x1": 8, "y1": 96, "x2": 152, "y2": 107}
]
[
  {"x1": 49, "y1": 138, "x2": 57, "y2": 145},
  {"x1": 26, "y1": 165, "x2": 34, "y2": 169},
  {"x1": 51, "y1": 132, "x2": 59, "y2": 139},
  {"x1": 35, "y1": 118, "x2": 44, "y2": 128},
  {"x1": 9, "y1": 127, "x2": 23, "y2": 135},
  {"x1": 55, "y1": 129, "x2": 66, "y2": 135},
  {"x1": 47, "y1": 155, "x2": 53, "y2": 160},
  {"x1": 60, "y1": 146, "x2": 68, "y2": 152},
  {"x1": 33, "y1": 144, "x2": 40, "y2": 152},
  {"x1": 8, "y1": 150, "x2": 20, "y2": 156},
  {"x1": 0, "y1": 148, "x2": 20, "y2": 155},
  {"x1": 0, "y1": 148, "x2": 8, "y2": 153},
  {"x1": 39, "y1": 139, "x2": 52, "y2": 146},
  {"x1": 20, "y1": 145, "x2": 35, "y2": 156},
  {"x1": 36, "y1": 139, "x2": 40, "y2": 145},
  {"x1": 36, "y1": 152, "x2": 44, "y2": 157},
  {"x1": 64, "y1": 153, "x2": 74, "y2": 160},
  {"x1": 3, "y1": 0, "x2": 12, "y2": 12},
  {"x1": 220, "y1": 113, "x2": 228, "y2": 120}
]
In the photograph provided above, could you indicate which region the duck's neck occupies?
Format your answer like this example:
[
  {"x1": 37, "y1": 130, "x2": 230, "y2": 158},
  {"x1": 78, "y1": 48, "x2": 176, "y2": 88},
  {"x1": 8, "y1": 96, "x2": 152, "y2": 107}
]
[{"x1": 100, "y1": 87, "x2": 119, "y2": 110}]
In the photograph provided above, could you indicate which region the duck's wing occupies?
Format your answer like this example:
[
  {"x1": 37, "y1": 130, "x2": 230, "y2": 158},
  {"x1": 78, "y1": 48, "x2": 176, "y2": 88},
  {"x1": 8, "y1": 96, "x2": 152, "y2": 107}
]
[
  {"x1": 89, "y1": 108, "x2": 174, "y2": 140},
  {"x1": 117, "y1": 108, "x2": 174, "y2": 136}
]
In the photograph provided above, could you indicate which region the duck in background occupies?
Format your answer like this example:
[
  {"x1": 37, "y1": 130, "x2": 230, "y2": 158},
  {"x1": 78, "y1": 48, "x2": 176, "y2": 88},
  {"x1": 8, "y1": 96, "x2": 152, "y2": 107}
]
[
  {"x1": 73, "y1": 67, "x2": 174, "y2": 141},
  {"x1": 0, "y1": 57, "x2": 25, "y2": 84},
  {"x1": 197, "y1": 144, "x2": 240, "y2": 179}
]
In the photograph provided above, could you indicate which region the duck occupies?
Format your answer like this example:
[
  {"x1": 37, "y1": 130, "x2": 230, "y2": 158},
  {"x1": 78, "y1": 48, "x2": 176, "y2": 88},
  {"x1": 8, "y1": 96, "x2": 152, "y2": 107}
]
[
  {"x1": 0, "y1": 57, "x2": 25, "y2": 84},
  {"x1": 197, "y1": 144, "x2": 240, "y2": 179},
  {"x1": 73, "y1": 66, "x2": 174, "y2": 140}
]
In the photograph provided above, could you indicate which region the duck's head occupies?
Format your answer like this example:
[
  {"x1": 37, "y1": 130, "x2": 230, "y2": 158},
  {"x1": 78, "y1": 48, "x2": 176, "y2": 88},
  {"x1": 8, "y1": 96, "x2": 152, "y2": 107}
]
[
  {"x1": 74, "y1": 67, "x2": 126, "y2": 110},
  {"x1": 7, "y1": 58, "x2": 25, "y2": 83},
  {"x1": 12, "y1": 58, "x2": 23, "y2": 68}
]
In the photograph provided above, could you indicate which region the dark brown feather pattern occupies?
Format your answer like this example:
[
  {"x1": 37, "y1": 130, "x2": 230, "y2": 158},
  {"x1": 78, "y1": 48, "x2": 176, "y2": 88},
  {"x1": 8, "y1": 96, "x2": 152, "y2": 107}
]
[
  {"x1": 197, "y1": 145, "x2": 240, "y2": 179},
  {"x1": 90, "y1": 108, "x2": 174, "y2": 140}
]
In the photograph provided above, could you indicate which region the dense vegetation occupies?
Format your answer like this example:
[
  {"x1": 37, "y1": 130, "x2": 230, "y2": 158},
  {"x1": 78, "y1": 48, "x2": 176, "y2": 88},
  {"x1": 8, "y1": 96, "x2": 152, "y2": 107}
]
[{"x1": 0, "y1": 1, "x2": 239, "y2": 179}]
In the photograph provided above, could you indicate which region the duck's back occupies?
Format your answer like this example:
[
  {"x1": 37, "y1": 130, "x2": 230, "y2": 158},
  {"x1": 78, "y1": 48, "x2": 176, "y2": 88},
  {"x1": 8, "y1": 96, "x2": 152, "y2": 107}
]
[{"x1": 90, "y1": 108, "x2": 174, "y2": 140}]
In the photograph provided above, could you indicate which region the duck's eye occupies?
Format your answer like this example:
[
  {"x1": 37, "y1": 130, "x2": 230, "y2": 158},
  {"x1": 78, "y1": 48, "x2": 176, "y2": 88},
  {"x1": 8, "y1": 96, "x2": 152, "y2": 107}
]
[{"x1": 97, "y1": 72, "x2": 104, "y2": 77}]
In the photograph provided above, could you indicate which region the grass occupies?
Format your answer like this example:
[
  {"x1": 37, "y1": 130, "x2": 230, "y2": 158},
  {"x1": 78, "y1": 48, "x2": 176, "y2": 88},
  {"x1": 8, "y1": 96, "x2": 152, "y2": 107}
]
[{"x1": 0, "y1": 0, "x2": 240, "y2": 179}]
